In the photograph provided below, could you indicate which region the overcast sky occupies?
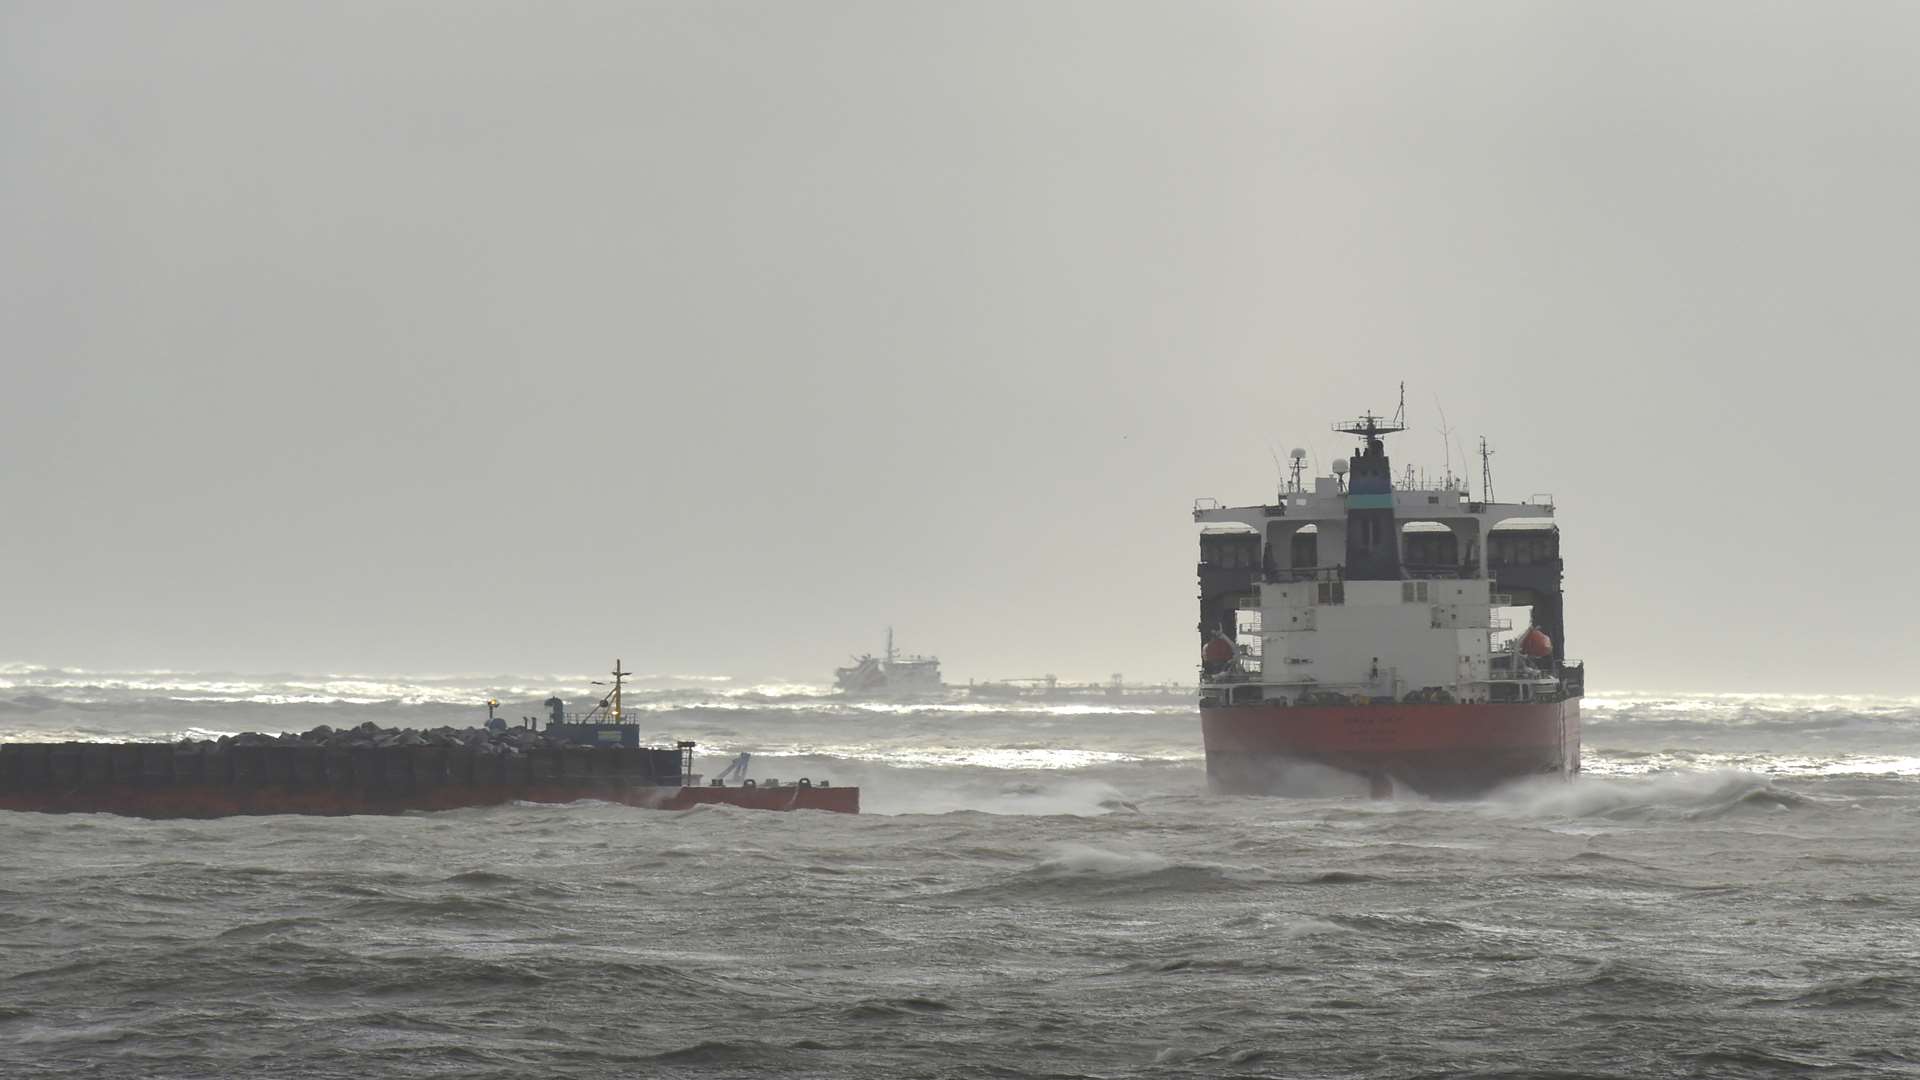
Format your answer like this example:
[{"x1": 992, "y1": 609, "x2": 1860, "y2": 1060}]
[{"x1": 4, "y1": 3, "x2": 1917, "y2": 692}]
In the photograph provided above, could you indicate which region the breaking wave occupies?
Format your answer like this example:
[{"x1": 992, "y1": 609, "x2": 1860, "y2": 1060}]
[{"x1": 1484, "y1": 770, "x2": 1824, "y2": 821}]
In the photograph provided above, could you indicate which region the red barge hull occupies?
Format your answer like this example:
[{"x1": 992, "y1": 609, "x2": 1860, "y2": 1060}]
[{"x1": 1201, "y1": 699, "x2": 1580, "y2": 797}]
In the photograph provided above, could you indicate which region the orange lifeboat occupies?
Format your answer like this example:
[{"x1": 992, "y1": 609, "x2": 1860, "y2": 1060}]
[
  {"x1": 1520, "y1": 627, "x2": 1554, "y2": 658},
  {"x1": 1202, "y1": 635, "x2": 1236, "y2": 665}
]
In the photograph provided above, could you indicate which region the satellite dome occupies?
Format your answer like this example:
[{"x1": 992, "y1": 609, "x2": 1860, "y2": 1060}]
[
  {"x1": 1289, "y1": 447, "x2": 1306, "y2": 460},
  {"x1": 1330, "y1": 459, "x2": 1349, "y2": 475}
]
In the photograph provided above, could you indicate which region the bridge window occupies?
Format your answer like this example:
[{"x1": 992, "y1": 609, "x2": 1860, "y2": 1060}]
[
  {"x1": 1202, "y1": 532, "x2": 1261, "y2": 569},
  {"x1": 1401, "y1": 521, "x2": 1458, "y2": 570},
  {"x1": 1291, "y1": 525, "x2": 1318, "y2": 568},
  {"x1": 1488, "y1": 524, "x2": 1559, "y2": 568}
]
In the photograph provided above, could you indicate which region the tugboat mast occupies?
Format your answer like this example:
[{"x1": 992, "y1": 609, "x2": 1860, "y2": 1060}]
[{"x1": 609, "y1": 659, "x2": 629, "y2": 722}]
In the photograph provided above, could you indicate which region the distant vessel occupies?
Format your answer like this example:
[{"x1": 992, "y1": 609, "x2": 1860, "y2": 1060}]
[
  {"x1": 834, "y1": 629, "x2": 943, "y2": 698},
  {"x1": 964, "y1": 674, "x2": 1196, "y2": 705},
  {"x1": 1192, "y1": 392, "x2": 1583, "y2": 797},
  {"x1": 832, "y1": 631, "x2": 1191, "y2": 704}
]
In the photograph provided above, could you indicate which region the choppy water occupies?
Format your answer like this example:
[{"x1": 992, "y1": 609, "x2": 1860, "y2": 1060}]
[{"x1": 3, "y1": 666, "x2": 1918, "y2": 1078}]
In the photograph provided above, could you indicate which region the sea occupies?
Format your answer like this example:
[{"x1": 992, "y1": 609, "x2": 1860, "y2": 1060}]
[{"x1": 2, "y1": 664, "x2": 1917, "y2": 1079}]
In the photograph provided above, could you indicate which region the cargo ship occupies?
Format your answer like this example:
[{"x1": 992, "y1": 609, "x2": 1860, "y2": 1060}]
[
  {"x1": 0, "y1": 661, "x2": 858, "y2": 817},
  {"x1": 834, "y1": 628, "x2": 944, "y2": 698},
  {"x1": 1193, "y1": 396, "x2": 1583, "y2": 797}
]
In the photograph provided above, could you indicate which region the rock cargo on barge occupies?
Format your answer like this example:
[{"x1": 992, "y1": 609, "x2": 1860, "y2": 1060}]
[
  {"x1": 0, "y1": 661, "x2": 857, "y2": 817},
  {"x1": 1193, "y1": 393, "x2": 1583, "y2": 797}
]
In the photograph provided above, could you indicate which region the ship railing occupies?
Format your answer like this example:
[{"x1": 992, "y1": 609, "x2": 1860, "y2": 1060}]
[
  {"x1": 1432, "y1": 616, "x2": 1511, "y2": 631},
  {"x1": 549, "y1": 711, "x2": 641, "y2": 727},
  {"x1": 1395, "y1": 478, "x2": 1473, "y2": 493},
  {"x1": 1264, "y1": 566, "x2": 1344, "y2": 584},
  {"x1": 1404, "y1": 565, "x2": 1475, "y2": 580},
  {"x1": 1482, "y1": 657, "x2": 1559, "y2": 672},
  {"x1": 1486, "y1": 653, "x2": 1569, "y2": 679},
  {"x1": 1272, "y1": 565, "x2": 1494, "y2": 583},
  {"x1": 1200, "y1": 673, "x2": 1335, "y2": 690}
]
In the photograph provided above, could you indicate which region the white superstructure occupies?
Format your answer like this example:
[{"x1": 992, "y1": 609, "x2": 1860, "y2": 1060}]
[
  {"x1": 1239, "y1": 576, "x2": 1498, "y2": 701},
  {"x1": 1193, "y1": 412, "x2": 1576, "y2": 708}
]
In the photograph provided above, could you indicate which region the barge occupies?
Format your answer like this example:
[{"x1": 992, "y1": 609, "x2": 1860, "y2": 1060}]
[{"x1": 0, "y1": 661, "x2": 858, "y2": 817}]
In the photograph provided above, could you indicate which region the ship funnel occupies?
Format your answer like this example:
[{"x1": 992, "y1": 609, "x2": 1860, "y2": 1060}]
[{"x1": 1340, "y1": 410, "x2": 1401, "y2": 581}]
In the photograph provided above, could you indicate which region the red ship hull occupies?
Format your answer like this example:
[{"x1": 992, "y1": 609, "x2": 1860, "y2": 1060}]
[{"x1": 1201, "y1": 699, "x2": 1580, "y2": 797}]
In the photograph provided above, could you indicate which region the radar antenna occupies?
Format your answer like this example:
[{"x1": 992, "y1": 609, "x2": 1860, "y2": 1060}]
[
  {"x1": 1333, "y1": 382, "x2": 1410, "y2": 442},
  {"x1": 1435, "y1": 396, "x2": 1457, "y2": 491},
  {"x1": 1331, "y1": 411, "x2": 1409, "y2": 440}
]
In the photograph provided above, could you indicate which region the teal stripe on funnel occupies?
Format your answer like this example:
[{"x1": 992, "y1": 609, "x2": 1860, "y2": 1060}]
[{"x1": 1348, "y1": 493, "x2": 1394, "y2": 509}]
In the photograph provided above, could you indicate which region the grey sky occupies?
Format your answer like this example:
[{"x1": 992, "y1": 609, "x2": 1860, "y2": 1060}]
[{"x1": 3, "y1": 3, "x2": 1916, "y2": 692}]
